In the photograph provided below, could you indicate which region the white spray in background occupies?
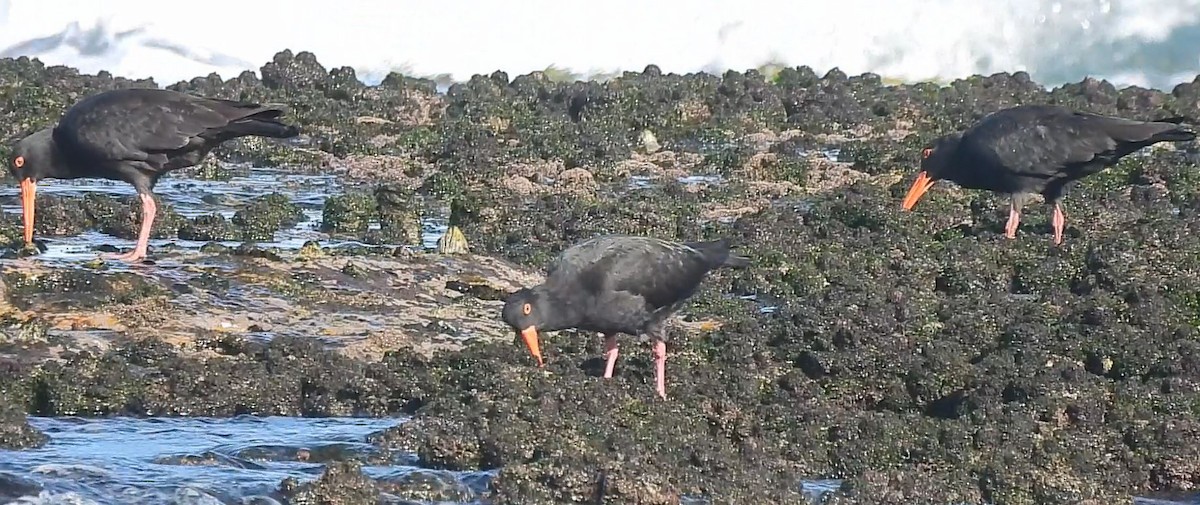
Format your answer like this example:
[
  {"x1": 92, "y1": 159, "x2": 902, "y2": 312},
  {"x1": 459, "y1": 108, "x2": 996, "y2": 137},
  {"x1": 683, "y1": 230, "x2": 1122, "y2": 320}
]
[{"x1": 0, "y1": 0, "x2": 1199, "y2": 89}]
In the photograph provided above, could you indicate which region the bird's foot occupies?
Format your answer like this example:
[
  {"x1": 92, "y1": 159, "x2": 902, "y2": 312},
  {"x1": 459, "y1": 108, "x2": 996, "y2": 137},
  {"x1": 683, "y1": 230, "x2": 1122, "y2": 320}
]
[{"x1": 104, "y1": 249, "x2": 148, "y2": 263}]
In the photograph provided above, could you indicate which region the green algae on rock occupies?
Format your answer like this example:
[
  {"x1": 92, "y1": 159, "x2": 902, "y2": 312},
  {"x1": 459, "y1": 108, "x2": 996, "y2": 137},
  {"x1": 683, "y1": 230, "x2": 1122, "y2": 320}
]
[
  {"x1": 320, "y1": 192, "x2": 377, "y2": 236},
  {"x1": 0, "y1": 393, "x2": 46, "y2": 450},
  {"x1": 374, "y1": 183, "x2": 424, "y2": 245},
  {"x1": 232, "y1": 193, "x2": 305, "y2": 241},
  {"x1": 0, "y1": 323, "x2": 46, "y2": 450},
  {"x1": 277, "y1": 460, "x2": 380, "y2": 505}
]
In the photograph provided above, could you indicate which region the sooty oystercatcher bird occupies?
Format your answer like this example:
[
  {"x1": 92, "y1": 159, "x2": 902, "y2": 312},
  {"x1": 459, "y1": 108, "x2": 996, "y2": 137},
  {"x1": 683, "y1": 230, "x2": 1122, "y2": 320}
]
[
  {"x1": 901, "y1": 104, "x2": 1195, "y2": 244},
  {"x1": 7, "y1": 88, "x2": 301, "y2": 262},
  {"x1": 501, "y1": 235, "x2": 750, "y2": 400}
]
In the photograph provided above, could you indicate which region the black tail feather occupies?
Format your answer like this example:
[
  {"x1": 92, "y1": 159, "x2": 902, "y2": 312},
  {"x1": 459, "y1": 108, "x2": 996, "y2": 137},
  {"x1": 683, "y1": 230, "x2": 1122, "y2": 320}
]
[
  {"x1": 1146, "y1": 116, "x2": 1196, "y2": 142},
  {"x1": 203, "y1": 96, "x2": 300, "y2": 139},
  {"x1": 1152, "y1": 115, "x2": 1197, "y2": 125},
  {"x1": 223, "y1": 109, "x2": 301, "y2": 139},
  {"x1": 1150, "y1": 125, "x2": 1196, "y2": 143}
]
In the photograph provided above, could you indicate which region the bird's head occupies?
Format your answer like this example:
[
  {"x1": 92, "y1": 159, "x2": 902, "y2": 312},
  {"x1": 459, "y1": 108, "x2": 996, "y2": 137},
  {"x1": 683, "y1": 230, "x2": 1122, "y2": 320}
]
[
  {"x1": 502, "y1": 287, "x2": 549, "y2": 367},
  {"x1": 8, "y1": 129, "x2": 57, "y2": 245},
  {"x1": 901, "y1": 132, "x2": 963, "y2": 211}
]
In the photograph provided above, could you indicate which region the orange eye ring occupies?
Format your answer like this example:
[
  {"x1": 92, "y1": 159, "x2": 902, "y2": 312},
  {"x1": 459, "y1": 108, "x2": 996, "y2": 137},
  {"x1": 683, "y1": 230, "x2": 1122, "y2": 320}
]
[
  {"x1": 921, "y1": 148, "x2": 932, "y2": 159},
  {"x1": 13, "y1": 156, "x2": 23, "y2": 168},
  {"x1": 522, "y1": 303, "x2": 532, "y2": 316}
]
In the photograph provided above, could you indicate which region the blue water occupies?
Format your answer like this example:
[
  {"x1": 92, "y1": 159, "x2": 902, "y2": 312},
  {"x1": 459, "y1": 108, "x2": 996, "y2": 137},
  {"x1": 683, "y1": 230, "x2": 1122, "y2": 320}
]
[{"x1": 0, "y1": 416, "x2": 496, "y2": 505}]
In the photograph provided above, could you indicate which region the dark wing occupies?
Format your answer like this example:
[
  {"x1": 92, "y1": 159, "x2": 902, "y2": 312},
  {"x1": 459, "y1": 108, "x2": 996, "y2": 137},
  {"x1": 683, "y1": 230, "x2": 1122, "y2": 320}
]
[
  {"x1": 548, "y1": 236, "x2": 713, "y2": 310},
  {"x1": 545, "y1": 235, "x2": 613, "y2": 279},
  {"x1": 607, "y1": 246, "x2": 713, "y2": 310},
  {"x1": 53, "y1": 89, "x2": 237, "y2": 169},
  {"x1": 962, "y1": 106, "x2": 1117, "y2": 180}
]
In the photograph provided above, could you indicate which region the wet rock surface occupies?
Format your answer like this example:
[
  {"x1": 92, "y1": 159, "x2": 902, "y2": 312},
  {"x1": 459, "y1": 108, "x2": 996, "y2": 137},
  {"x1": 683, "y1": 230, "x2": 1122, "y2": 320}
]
[
  {"x1": 0, "y1": 391, "x2": 46, "y2": 450},
  {"x1": 279, "y1": 460, "x2": 381, "y2": 505},
  {"x1": 0, "y1": 53, "x2": 1199, "y2": 503}
]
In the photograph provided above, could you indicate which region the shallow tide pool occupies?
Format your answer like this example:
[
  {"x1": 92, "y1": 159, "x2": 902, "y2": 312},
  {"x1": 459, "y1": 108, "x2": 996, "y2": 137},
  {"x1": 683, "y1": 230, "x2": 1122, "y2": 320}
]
[{"x1": 0, "y1": 167, "x2": 450, "y2": 264}]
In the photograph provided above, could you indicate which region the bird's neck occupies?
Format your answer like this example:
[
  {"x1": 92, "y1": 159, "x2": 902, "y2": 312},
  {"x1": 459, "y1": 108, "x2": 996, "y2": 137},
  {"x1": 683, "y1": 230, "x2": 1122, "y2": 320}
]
[
  {"x1": 533, "y1": 284, "x2": 584, "y2": 332},
  {"x1": 37, "y1": 135, "x2": 81, "y2": 179}
]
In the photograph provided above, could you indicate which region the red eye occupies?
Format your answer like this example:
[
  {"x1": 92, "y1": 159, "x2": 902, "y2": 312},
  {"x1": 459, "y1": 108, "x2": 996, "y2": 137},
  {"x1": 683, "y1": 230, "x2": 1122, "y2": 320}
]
[
  {"x1": 13, "y1": 156, "x2": 23, "y2": 168},
  {"x1": 522, "y1": 303, "x2": 532, "y2": 316},
  {"x1": 921, "y1": 148, "x2": 933, "y2": 159}
]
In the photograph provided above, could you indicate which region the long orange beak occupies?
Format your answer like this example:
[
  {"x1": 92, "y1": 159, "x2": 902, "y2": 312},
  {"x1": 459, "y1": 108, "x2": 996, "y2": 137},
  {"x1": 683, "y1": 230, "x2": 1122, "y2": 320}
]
[
  {"x1": 901, "y1": 171, "x2": 936, "y2": 210},
  {"x1": 519, "y1": 326, "x2": 543, "y2": 367},
  {"x1": 19, "y1": 178, "x2": 35, "y2": 244}
]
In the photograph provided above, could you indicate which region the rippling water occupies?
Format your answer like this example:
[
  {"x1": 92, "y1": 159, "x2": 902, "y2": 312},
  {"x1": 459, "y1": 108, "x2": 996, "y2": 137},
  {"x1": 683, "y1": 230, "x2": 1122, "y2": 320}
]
[{"x1": 0, "y1": 416, "x2": 503, "y2": 505}]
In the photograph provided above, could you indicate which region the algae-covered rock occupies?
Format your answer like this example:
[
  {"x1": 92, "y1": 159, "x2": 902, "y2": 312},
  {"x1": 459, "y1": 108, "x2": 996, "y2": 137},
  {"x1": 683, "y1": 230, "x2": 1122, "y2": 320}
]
[
  {"x1": 232, "y1": 193, "x2": 304, "y2": 241},
  {"x1": 377, "y1": 469, "x2": 475, "y2": 503},
  {"x1": 374, "y1": 184, "x2": 423, "y2": 245},
  {"x1": 260, "y1": 50, "x2": 331, "y2": 92},
  {"x1": 277, "y1": 460, "x2": 379, "y2": 505},
  {"x1": 320, "y1": 192, "x2": 377, "y2": 236},
  {"x1": 2, "y1": 269, "x2": 165, "y2": 310},
  {"x1": 179, "y1": 214, "x2": 239, "y2": 241},
  {"x1": 0, "y1": 388, "x2": 46, "y2": 450}
]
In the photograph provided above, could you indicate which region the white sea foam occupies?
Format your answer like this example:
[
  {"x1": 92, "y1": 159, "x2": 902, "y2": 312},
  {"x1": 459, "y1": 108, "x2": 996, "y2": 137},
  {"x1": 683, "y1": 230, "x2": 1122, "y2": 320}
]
[{"x1": 0, "y1": 0, "x2": 1198, "y2": 89}]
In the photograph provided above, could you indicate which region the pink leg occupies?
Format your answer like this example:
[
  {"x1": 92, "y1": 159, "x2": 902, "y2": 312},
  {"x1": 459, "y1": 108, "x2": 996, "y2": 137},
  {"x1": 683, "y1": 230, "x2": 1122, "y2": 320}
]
[
  {"x1": 653, "y1": 340, "x2": 667, "y2": 400},
  {"x1": 1051, "y1": 204, "x2": 1066, "y2": 245},
  {"x1": 602, "y1": 333, "x2": 619, "y2": 379},
  {"x1": 1004, "y1": 202, "x2": 1021, "y2": 239},
  {"x1": 107, "y1": 193, "x2": 156, "y2": 263}
]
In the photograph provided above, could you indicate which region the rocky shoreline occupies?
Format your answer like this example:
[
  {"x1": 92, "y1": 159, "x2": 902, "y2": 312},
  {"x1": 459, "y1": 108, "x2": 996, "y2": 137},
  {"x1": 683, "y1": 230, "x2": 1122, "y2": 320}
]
[{"x1": 1, "y1": 50, "x2": 1200, "y2": 503}]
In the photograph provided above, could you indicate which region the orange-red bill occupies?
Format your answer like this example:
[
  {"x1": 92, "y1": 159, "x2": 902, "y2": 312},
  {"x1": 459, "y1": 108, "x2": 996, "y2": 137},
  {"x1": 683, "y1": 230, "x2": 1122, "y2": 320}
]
[
  {"x1": 901, "y1": 171, "x2": 936, "y2": 211},
  {"x1": 520, "y1": 326, "x2": 543, "y2": 367},
  {"x1": 20, "y1": 178, "x2": 35, "y2": 244}
]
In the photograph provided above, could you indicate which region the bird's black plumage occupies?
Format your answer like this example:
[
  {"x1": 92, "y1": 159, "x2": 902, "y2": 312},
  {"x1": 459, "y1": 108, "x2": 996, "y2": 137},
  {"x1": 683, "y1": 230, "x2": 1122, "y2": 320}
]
[
  {"x1": 508, "y1": 235, "x2": 748, "y2": 336},
  {"x1": 16, "y1": 87, "x2": 299, "y2": 192},
  {"x1": 7, "y1": 87, "x2": 301, "y2": 261},
  {"x1": 501, "y1": 235, "x2": 749, "y2": 399},
  {"x1": 902, "y1": 104, "x2": 1195, "y2": 244}
]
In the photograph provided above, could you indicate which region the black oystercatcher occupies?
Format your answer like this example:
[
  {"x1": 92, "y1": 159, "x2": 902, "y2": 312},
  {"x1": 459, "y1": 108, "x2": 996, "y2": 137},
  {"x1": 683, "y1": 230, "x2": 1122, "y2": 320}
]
[
  {"x1": 7, "y1": 88, "x2": 301, "y2": 262},
  {"x1": 901, "y1": 104, "x2": 1195, "y2": 244},
  {"x1": 501, "y1": 235, "x2": 750, "y2": 400}
]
